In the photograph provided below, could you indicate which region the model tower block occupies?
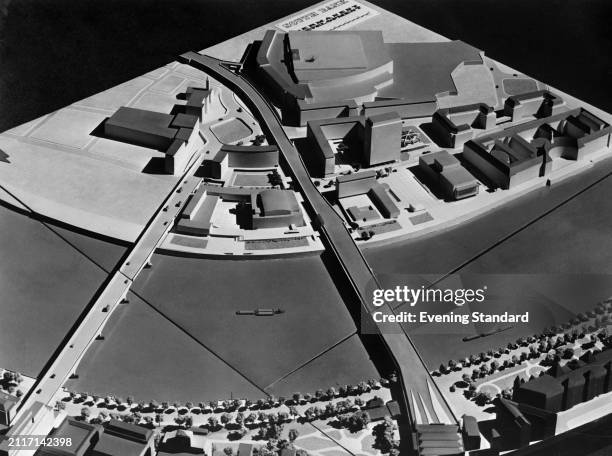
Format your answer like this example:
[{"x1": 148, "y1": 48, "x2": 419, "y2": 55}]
[{"x1": 363, "y1": 112, "x2": 402, "y2": 166}]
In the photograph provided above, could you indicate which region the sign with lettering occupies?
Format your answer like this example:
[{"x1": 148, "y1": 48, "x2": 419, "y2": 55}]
[{"x1": 276, "y1": 0, "x2": 379, "y2": 32}]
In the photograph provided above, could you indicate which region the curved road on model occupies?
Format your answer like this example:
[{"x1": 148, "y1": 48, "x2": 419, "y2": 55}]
[{"x1": 178, "y1": 51, "x2": 457, "y2": 431}]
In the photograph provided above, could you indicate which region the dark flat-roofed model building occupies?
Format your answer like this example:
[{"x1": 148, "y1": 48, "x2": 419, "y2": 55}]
[
  {"x1": 201, "y1": 144, "x2": 279, "y2": 179},
  {"x1": 336, "y1": 170, "x2": 377, "y2": 198},
  {"x1": 495, "y1": 399, "x2": 532, "y2": 449},
  {"x1": 461, "y1": 415, "x2": 481, "y2": 451},
  {"x1": 336, "y1": 172, "x2": 399, "y2": 220},
  {"x1": 176, "y1": 185, "x2": 304, "y2": 234},
  {"x1": 238, "y1": 443, "x2": 255, "y2": 456},
  {"x1": 247, "y1": 29, "x2": 485, "y2": 126},
  {"x1": 0, "y1": 392, "x2": 17, "y2": 426},
  {"x1": 306, "y1": 116, "x2": 364, "y2": 177},
  {"x1": 418, "y1": 150, "x2": 479, "y2": 200},
  {"x1": 513, "y1": 350, "x2": 612, "y2": 413},
  {"x1": 103, "y1": 85, "x2": 210, "y2": 175},
  {"x1": 91, "y1": 420, "x2": 154, "y2": 456},
  {"x1": 363, "y1": 112, "x2": 402, "y2": 166},
  {"x1": 504, "y1": 90, "x2": 564, "y2": 122},
  {"x1": 104, "y1": 107, "x2": 177, "y2": 150},
  {"x1": 429, "y1": 103, "x2": 496, "y2": 149},
  {"x1": 35, "y1": 417, "x2": 100, "y2": 456},
  {"x1": 250, "y1": 29, "x2": 393, "y2": 125},
  {"x1": 554, "y1": 109, "x2": 612, "y2": 160},
  {"x1": 362, "y1": 397, "x2": 402, "y2": 421},
  {"x1": 463, "y1": 106, "x2": 611, "y2": 189},
  {"x1": 175, "y1": 185, "x2": 219, "y2": 237},
  {"x1": 306, "y1": 114, "x2": 401, "y2": 177},
  {"x1": 157, "y1": 429, "x2": 204, "y2": 455},
  {"x1": 463, "y1": 133, "x2": 549, "y2": 190}
]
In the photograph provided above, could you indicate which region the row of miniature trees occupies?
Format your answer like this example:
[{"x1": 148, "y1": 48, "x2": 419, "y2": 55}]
[
  {"x1": 435, "y1": 327, "x2": 610, "y2": 378},
  {"x1": 76, "y1": 396, "x2": 382, "y2": 431},
  {"x1": 433, "y1": 300, "x2": 612, "y2": 377},
  {"x1": 63, "y1": 378, "x2": 387, "y2": 415}
]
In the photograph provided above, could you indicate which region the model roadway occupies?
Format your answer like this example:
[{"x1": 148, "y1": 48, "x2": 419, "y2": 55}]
[
  {"x1": 10, "y1": 157, "x2": 204, "y2": 425},
  {"x1": 178, "y1": 51, "x2": 456, "y2": 430}
]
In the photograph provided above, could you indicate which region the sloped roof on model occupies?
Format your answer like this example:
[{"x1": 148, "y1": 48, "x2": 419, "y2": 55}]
[{"x1": 258, "y1": 189, "x2": 300, "y2": 216}]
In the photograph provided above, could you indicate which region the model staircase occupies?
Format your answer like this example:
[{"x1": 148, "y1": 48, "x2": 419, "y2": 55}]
[{"x1": 415, "y1": 424, "x2": 464, "y2": 456}]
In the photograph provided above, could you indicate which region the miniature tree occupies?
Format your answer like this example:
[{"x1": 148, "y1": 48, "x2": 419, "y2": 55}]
[
  {"x1": 208, "y1": 416, "x2": 220, "y2": 430},
  {"x1": 303, "y1": 407, "x2": 316, "y2": 422},
  {"x1": 358, "y1": 381, "x2": 370, "y2": 394},
  {"x1": 563, "y1": 347, "x2": 575, "y2": 359},
  {"x1": 220, "y1": 412, "x2": 233, "y2": 426},
  {"x1": 292, "y1": 392, "x2": 302, "y2": 404},
  {"x1": 474, "y1": 391, "x2": 492, "y2": 406},
  {"x1": 81, "y1": 406, "x2": 91, "y2": 421}
]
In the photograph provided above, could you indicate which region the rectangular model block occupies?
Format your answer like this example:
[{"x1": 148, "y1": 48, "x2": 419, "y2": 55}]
[{"x1": 363, "y1": 112, "x2": 401, "y2": 166}]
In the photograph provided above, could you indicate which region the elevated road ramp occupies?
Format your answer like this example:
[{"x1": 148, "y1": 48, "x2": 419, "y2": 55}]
[{"x1": 177, "y1": 52, "x2": 460, "y2": 452}]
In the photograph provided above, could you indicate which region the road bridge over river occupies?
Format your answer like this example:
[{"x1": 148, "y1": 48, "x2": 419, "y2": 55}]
[{"x1": 178, "y1": 52, "x2": 458, "y2": 442}]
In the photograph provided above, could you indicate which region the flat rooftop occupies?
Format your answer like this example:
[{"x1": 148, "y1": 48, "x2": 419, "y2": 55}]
[{"x1": 289, "y1": 32, "x2": 368, "y2": 71}]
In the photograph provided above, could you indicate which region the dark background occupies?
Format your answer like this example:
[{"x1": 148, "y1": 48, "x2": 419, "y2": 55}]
[
  {"x1": 0, "y1": 0, "x2": 610, "y2": 132},
  {"x1": 0, "y1": 2, "x2": 610, "y2": 454}
]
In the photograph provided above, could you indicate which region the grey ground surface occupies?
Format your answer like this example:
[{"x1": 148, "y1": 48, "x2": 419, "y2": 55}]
[
  {"x1": 0, "y1": 205, "x2": 127, "y2": 377},
  {"x1": 67, "y1": 253, "x2": 383, "y2": 402},
  {"x1": 66, "y1": 292, "x2": 264, "y2": 402},
  {"x1": 129, "y1": 253, "x2": 360, "y2": 390},
  {"x1": 365, "y1": 152, "x2": 612, "y2": 369}
]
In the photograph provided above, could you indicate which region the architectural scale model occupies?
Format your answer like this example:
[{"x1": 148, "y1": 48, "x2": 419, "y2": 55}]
[{"x1": 0, "y1": 1, "x2": 611, "y2": 456}]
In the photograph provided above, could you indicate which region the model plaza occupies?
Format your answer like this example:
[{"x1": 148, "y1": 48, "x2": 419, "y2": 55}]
[{"x1": 1, "y1": 1, "x2": 611, "y2": 456}]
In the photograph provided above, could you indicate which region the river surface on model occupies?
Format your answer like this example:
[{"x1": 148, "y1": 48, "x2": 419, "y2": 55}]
[
  {"x1": 66, "y1": 252, "x2": 382, "y2": 403},
  {"x1": 363, "y1": 154, "x2": 612, "y2": 368}
]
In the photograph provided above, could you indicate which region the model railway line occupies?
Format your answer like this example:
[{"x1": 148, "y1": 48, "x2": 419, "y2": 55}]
[{"x1": 178, "y1": 52, "x2": 458, "y2": 439}]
